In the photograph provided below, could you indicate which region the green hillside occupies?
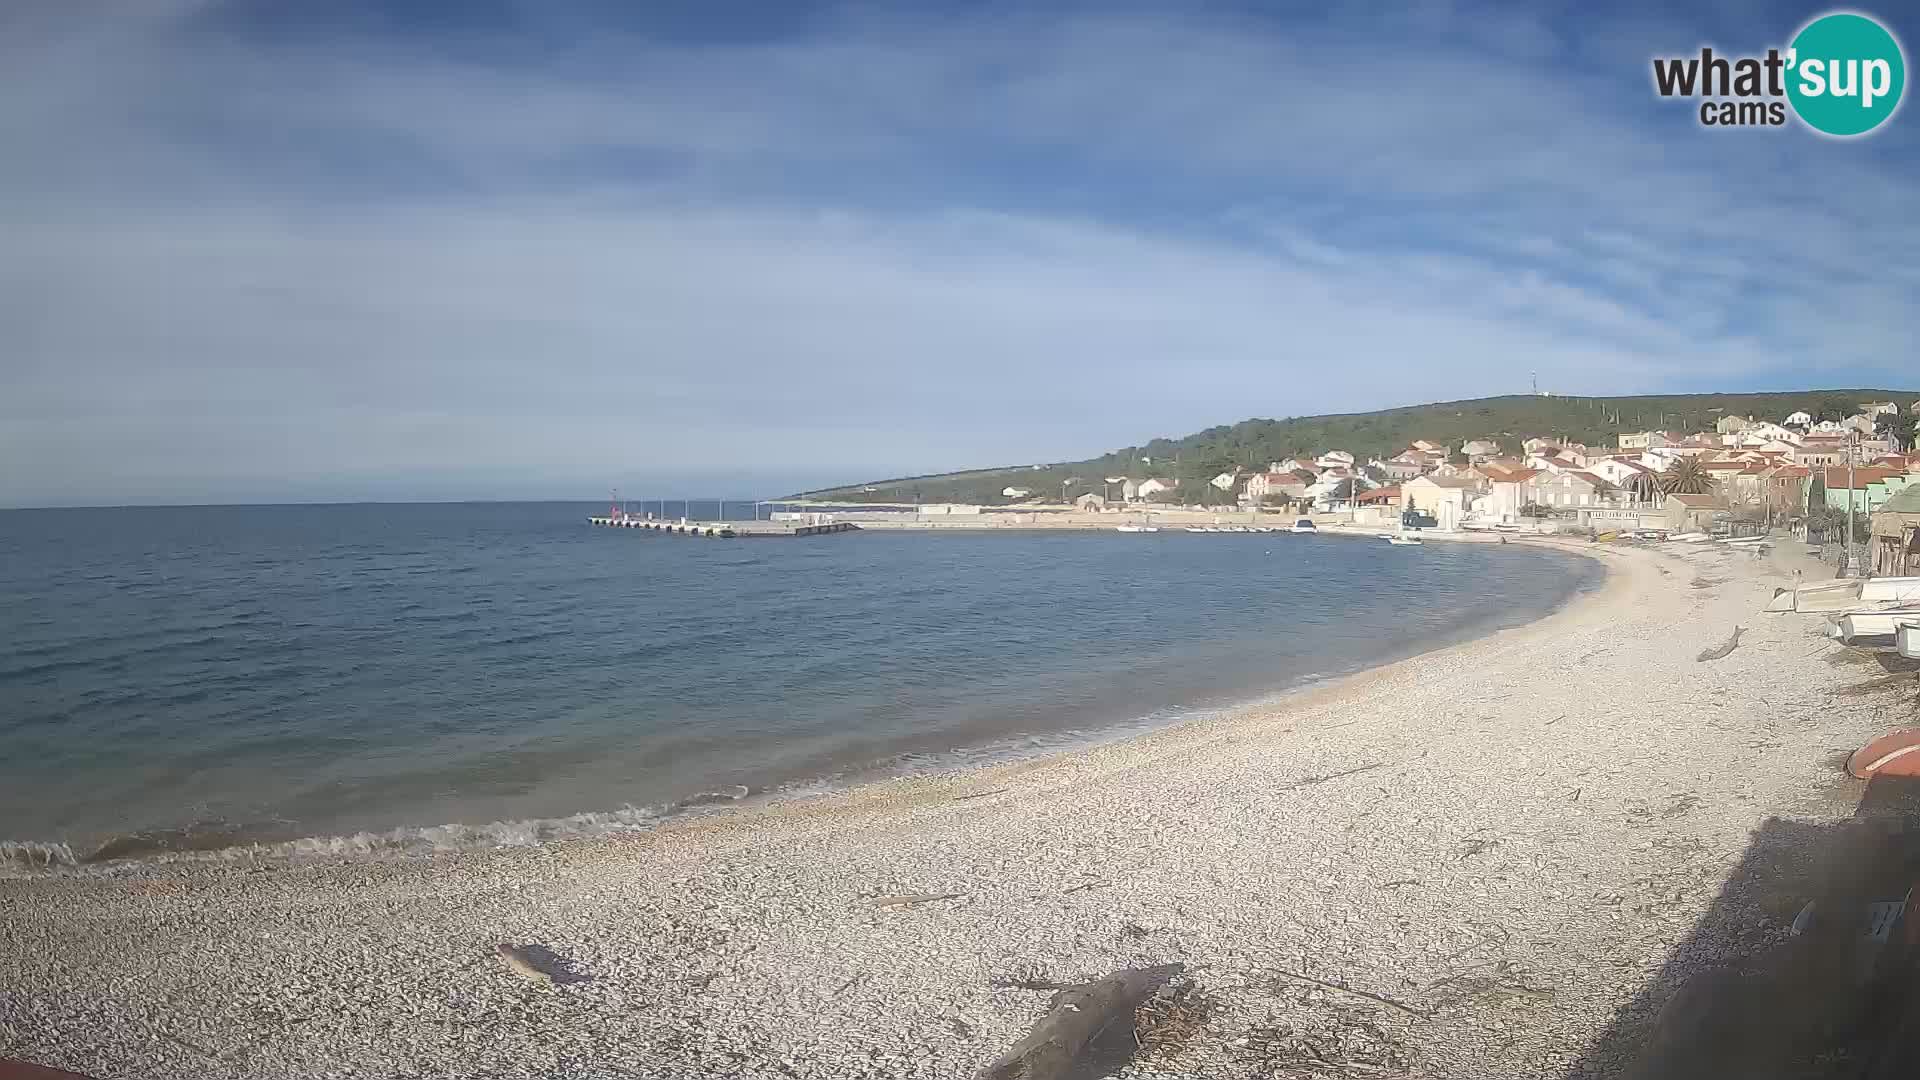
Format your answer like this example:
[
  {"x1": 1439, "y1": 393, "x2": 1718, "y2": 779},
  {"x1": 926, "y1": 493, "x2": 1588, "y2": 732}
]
[{"x1": 798, "y1": 389, "x2": 1917, "y2": 506}]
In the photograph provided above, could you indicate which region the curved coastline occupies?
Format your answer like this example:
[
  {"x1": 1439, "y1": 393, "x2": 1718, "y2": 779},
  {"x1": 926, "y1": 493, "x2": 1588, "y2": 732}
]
[
  {"x1": 14, "y1": 537, "x2": 1891, "y2": 1079},
  {"x1": 4, "y1": 536, "x2": 1606, "y2": 875}
]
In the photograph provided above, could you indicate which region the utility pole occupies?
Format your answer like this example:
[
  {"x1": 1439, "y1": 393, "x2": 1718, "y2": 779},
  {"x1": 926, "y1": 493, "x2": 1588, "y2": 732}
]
[{"x1": 1847, "y1": 429, "x2": 1858, "y2": 576}]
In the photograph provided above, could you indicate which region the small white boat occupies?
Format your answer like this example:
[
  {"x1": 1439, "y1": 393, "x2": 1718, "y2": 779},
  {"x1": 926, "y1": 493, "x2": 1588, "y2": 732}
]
[
  {"x1": 1290, "y1": 518, "x2": 1317, "y2": 534},
  {"x1": 1185, "y1": 527, "x2": 1206, "y2": 533},
  {"x1": 1898, "y1": 621, "x2": 1920, "y2": 659},
  {"x1": 1862, "y1": 577, "x2": 1920, "y2": 604},
  {"x1": 1388, "y1": 535, "x2": 1423, "y2": 546},
  {"x1": 1115, "y1": 525, "x2": 1145, "y2": 533},
  {"x1": 1768, "y1": 579, "x2": 1862, "y2": 613},
  {"x1": 1829, "y1": 606, "x2": 1920, "y2": 643},
  {"x1": 1376, "y1": 532, "x2": 1395, "y2": 540}
]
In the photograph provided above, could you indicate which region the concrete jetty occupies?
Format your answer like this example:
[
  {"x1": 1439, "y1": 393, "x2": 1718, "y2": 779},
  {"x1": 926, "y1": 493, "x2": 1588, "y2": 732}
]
[{"x1": 588, "y1": 516, "x2": 859, "y2": 538}]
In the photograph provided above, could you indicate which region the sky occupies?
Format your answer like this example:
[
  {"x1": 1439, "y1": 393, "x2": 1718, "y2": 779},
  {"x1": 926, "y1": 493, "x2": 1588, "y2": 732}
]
[{"x1": 3, "y1": 0, "x2": 1917, "y2": 506}]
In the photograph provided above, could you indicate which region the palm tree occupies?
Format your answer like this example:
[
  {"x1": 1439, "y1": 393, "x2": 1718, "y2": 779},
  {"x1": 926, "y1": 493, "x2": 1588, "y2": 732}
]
[
  {"x1": 1628, "y1": 471, "x2": 1662, "y2": 506},
  {"x1": 1660, "y1": 456, "x2": 1716, "y2": 497}
]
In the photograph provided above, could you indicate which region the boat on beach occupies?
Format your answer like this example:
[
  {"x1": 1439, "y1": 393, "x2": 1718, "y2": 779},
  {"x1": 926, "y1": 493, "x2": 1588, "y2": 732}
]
[
  {"x1": 1388, "y1": 535, "x2": 1423, "y2": 546},
  {"x1": 1290, "y1": 518, "x2": 1317, "y2": 534},
  {"x1": 1827, "y1": 606, "x2": 1920, "y2": 644},
  {"x1": 1114, "y1": 524, "x2": 1159, "y2": 533},
  {"x1": 1899, "y1": 621, "x2": 1919, "y2": 659}
]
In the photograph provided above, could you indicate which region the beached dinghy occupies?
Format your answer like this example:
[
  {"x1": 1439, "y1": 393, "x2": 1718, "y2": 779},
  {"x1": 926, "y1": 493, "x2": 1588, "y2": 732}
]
[
  {"x1": 1861, "y1": 577, "x2": 1920, "y2": 604},
  {"x1": 1828, "y1": 606, "x2": 1920, "y2": 643},
  {"x1": 1767, "y1": 580, "x2": 1862, "y2": 613},
  {"x1": 1899, "y1": 621, "x2": 1920, "y2": 659},
  {"x1": 1387, "y1": 535, "x2": 1423, "y2": 545}
]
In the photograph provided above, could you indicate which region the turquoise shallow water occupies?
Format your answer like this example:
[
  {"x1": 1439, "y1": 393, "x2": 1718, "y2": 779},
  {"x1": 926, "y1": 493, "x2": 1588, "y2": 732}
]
[{"x1": 0, "y1": 503, "x2": 1600, "y2": 865}]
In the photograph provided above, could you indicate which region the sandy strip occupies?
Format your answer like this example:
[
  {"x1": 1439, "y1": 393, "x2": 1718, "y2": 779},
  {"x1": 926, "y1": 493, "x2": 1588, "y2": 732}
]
[{"x1": 0, "y1": 539, "x2": 1901, "y2": 1079}]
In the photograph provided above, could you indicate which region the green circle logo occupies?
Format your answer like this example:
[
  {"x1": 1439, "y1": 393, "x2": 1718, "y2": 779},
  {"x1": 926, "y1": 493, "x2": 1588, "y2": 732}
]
[{"x1": 1787, "y1": 12, "x2": 1906, "y2": 136}]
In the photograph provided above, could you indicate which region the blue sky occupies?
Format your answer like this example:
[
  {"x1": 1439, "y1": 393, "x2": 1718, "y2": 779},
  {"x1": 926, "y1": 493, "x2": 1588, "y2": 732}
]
[{"x1": 3, "y1": 1, "x2": 1916, "y2": 505}]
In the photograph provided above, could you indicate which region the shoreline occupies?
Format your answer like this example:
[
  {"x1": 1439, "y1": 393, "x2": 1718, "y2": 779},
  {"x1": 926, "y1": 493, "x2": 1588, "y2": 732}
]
[
  {"x1": 5, "y1": 537, "x2": 1898, "y2": 1079},
  {"x1": 0, "y1": 538, "x2": 1601, "y2": 876}
]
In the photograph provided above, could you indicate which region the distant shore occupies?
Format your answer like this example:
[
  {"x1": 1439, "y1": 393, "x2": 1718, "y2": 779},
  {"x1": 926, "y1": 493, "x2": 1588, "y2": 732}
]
[{"x1": 3, "y1": 538, "x2": 1891, "y2": 1079}]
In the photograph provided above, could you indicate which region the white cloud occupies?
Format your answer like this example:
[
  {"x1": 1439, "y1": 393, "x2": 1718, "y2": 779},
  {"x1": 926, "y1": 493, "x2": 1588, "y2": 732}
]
[{"x1": 0, "y1": 3, "x2": 1914, "y2": 505}]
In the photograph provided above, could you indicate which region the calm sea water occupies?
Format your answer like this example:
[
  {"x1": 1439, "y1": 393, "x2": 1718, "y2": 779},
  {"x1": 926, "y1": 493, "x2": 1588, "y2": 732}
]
[{"x1": 0, "y1": 503, "x2": 1600, "y2": 867}]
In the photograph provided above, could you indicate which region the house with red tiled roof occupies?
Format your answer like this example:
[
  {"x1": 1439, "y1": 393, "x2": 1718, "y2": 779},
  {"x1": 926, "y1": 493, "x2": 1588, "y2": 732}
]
[{"x1": 1242, "y1": 471, "x2": 1309, "y2": 506}]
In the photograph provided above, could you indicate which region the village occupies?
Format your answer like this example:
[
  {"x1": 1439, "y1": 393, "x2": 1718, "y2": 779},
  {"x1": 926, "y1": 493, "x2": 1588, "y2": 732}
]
[{"x1": 1001, "y1": 398, "x2": 1920, "y2": 575}]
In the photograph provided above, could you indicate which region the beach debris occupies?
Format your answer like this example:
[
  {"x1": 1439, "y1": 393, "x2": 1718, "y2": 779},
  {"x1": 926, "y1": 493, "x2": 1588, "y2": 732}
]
[
  {"x1": 1132, "y1": 979, "x2": 1216, "y2": 1059},
  {"x1": 1061, "y1": 879, "x2": 1110, "y2": 895},
  {"x1": 494, "y1": 943, "x2": 556, "y2": 984},
  {"x1": 1695, "y1": 626, "x2": 1746, "y2": 662},
  {"x1": 871, "y1": 891, "x2": 963, "y2": 908},
  {"x1": 1266, "y1": 968, "x2": 1426, "y2": 1018},
  {"x1": 954, "y1": 788, "x2": 1011, "y2": 801},
  {"x1": 1279, "y1": 760, "x2": 1388, "y2": 792},
  {"x1": 974, "y1": 964, "x2": 1183, "y2": 1080}
]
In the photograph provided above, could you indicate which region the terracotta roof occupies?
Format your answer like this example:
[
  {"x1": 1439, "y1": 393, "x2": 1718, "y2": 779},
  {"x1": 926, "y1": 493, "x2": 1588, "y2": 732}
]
[
  {"x1": 1485, "y1": 466, "x2": 1541, "y2": 483},
  {"x1": 1355, "y1": 485, "x2": 1401, "y2": 503},
  {"x1": 1667, "y1": 493, "x2": 1723, "y2": 507},
  {"x1": 1822, "y1": 467, "x2": 1903, "y2": 489},
  {"x1": 1769, "y1": 465, "x2": 1812, "y2": 478},
  {"x1": 1566, "y1": 471, "x2": 1616, "y2": 489},
  {"x1": 1701, "y1": 460, "x2": 1748, "y2": 471}
]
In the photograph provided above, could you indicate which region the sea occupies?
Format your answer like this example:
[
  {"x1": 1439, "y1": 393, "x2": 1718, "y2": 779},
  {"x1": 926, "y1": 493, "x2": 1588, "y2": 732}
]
[{"x1": 0, "y1": 502, "x2": 1602, "y2": 869}]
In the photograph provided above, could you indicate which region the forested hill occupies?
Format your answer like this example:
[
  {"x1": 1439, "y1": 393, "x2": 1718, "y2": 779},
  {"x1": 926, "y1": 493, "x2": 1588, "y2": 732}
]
[{"x1": 796, "y1": 389, "x2": 1918, "y2": 505}]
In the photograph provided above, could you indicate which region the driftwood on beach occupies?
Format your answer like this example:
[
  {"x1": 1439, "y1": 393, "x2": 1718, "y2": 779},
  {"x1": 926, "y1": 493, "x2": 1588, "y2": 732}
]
[
  {"x1": 974, "y1": 965, "x2": 1183, "y2": 1080},
  {"x1": 1696, "y1": 626, "x2": 1745, "y2": 662}
]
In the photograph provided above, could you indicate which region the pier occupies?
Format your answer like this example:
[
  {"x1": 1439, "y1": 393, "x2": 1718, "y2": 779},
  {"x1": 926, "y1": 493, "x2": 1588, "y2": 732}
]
[{"x1": 588, "y1": 516, "x2": 860, "y2": 538}]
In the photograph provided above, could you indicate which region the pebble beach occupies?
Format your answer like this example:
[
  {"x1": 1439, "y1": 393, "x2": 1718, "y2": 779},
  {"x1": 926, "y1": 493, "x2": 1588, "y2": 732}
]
[{"x1": 2, "y1": 538, "x2": 1907, "y2": 1079}]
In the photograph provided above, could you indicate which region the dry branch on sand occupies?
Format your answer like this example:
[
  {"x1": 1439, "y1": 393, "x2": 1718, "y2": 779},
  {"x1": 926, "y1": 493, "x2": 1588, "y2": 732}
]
[{"x1": 1696, "y1": 627, "x2": 1746, "y2": 662}]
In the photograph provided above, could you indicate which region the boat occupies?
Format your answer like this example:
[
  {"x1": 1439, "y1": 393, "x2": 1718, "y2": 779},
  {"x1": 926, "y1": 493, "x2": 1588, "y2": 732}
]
[
  {"x1": 1828, "y1": 606, "x2": 1920, "y2": 643},
  {"x1": 1114, "y1": 524, "x2": 1160, "y2": 533},
  {"x1": 1185, "y1": 527, "x2": 1206, "y2": 533},
  {"x1": 1388, "y1": 535, "x2": 1423, "y2": 546},
  {"x1": 1767, "y1": 579, "x2": 1862, "y2": 613},
  {"x1": 1290, "y1": 518, "x2": 1317, "y2": 534},
  {"x1": 1898, "y1": 621, "x2": 1920, "y2": 659},
  {"x1": 1376, "y1": 532, "x2": 1395, "y2": 540},
  {"x1": 1862, "y1": 577, "x2": 1920, "y2": 604}
]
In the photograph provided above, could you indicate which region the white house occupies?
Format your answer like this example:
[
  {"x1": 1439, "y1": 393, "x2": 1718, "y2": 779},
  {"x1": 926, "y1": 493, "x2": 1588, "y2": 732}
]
[
  {"x1": 1269, "y1": 457, "x2": 1316, "y2": 475},
  {"x1": 1586, "y1": 457, "x2": 1657, "y2": 490},
  {"x1": 1460, "y1": 439, "x2": 1503, "y2": 463},
  {"x1": 1403, "y1": 474, "x2": 1481, "y2": 531},
  {"x1": 1409, "y1": 440, "x2": 1447, "y2": 454},
  {"x1": 1209, "y1": 470, "x2": 1239, "y2": 492},
  {"x1": 1306, "y1": 468, "x2": 1373, "y2": 509},
  {"x1": 1785, "y1": 410, "x2": 1814, "y2": 426},
  {"x1": 1862, "y1": 401, "x2": 1899, "y2": 416},
  {"x1": 1315, "y1": 450, "x2": 1356, "y2": 470},
  {"x1": 1001, "y1": 487, "x2": 1032, "y2": 499},
  {"x1": 1135, "y1": 478, "x2": 1177, "y2": 500},
  {"x1": 1737, "y1": 422, "x2": 1799, "y2": 446}
]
